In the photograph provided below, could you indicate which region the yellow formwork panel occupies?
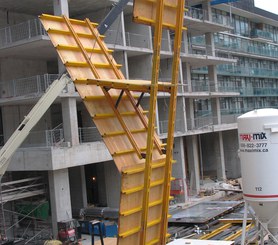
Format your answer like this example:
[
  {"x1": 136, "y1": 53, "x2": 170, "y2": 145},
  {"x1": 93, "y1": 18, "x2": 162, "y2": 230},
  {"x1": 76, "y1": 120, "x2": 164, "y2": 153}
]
[
  {"x1": 39, "y1": 13, "x2": 168, "y2": 245},
  {"x1": 133, "y1": 0, "x2": 187, "y2": 30}
]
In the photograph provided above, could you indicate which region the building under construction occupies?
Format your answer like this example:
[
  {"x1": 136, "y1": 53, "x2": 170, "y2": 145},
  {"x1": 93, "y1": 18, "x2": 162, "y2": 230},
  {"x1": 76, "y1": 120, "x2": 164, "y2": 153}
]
[{"x1": 0, "y1": 0, "x2": 278, "y2": 244}]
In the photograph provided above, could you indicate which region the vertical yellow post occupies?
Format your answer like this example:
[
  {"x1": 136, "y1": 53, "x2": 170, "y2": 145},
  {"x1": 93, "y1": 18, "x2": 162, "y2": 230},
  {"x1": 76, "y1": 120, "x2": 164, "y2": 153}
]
[
  {"x1": 140, "y1": 0, "x2": 165, "y2": 244},
  {"x1": 160, "y1": 0, "x2": 185, "y2": 243}
]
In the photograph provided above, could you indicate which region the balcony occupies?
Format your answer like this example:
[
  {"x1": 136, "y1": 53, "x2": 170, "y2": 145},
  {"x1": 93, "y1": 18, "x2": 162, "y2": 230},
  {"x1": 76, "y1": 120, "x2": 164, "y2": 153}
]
[
  {"x1": 0, "y1": 18, "x2": 55, "y2": 59},
  {"x1": 18, "y1": 126, "x2": 102, "y2": 148},
  {"x1": 7, "y1": 126, "x2": 110, "y2": 171},
  {"x1": 250, "y1": 29, "x2": 273, "y2": 42},
  {"x1": 181, "y1": 80, "x2": 239, "y2": 98},
  {"x1": 0, "y1": 74, "x2": 61, "y2": 104},
  {"x1": 122, "y1": 32, "x2": 152, "y2": 56},
  {"x1": 193, "y1": 65, "x2": 278, "y2": 79},
  {"x1": 182, "y1": 43, "x2": 236, "y2": 68},
  {"x1": 192, "y1": 35, "x2": 278, "y2": 60},
  {"x1": 184, "y1": 6, "x2": 233, "y2": 36}
]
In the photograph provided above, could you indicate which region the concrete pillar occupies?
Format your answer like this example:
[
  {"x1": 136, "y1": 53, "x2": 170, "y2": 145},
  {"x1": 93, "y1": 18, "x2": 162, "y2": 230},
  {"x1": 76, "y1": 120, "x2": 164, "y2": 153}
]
[
  {"x1": 53, "y1": 0, "x2": 79, "y2": 145},
  {"x1": 172, "y1": 137, "x2": 188, "y2": 201},
  {"x1": 69, "y1": 166, "x2": 88, "y2": 212},
  {"x1": 217, "y1": 132, "x2": 226, "y2": 181},
  {"x1": 185, "y1": 99, "x2": 195, "y2": 130},
  {"x1": 62, "y1": 98, "x2": 79, "y2": 146},
  {"x1": 186, "y1": 135, "x2": 200, "y2": 194},
  {"x1": 202, "y1": 0, "x2": 212, "y2": 22},
  {"x1": 53, "y1": 0, "x2": 69, "y2": 17},
  {"x1": 48, "y1": 169, "x2": 72, "y2": 238}
]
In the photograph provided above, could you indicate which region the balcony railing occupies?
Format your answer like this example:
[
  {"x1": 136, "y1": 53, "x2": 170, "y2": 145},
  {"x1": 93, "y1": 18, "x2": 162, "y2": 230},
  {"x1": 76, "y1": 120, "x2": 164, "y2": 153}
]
[
  {"x1": 78, "y1": 127, "x2": 102, "y2": 143},
  {"x1": 193, "y1": 65, "x2": 278, "y2": 79},
  {"x1": 105, "y1": 29, "x2": 124, "y2": 46},
  {"x1": 250, "y1": 29, "x2": 273, "y2": 41},
  {"x1": 19, "y1": 126, "x2": 102, "y2": 148},
  {"x1": 185, "y1": 6, "x2": 231, "y2": 27},
  {"x1": 191, "y1": 35, "x2": 278, "y2": 59},
  {"x1": 159, "y1": 119, "x2": 183, "y2": 134},
  {"x1": 0, "y1": 18, "x2": 47, "y2": 48},
  {"x1": 0, "y1": 74, "x2": 59, "y2": 99}
]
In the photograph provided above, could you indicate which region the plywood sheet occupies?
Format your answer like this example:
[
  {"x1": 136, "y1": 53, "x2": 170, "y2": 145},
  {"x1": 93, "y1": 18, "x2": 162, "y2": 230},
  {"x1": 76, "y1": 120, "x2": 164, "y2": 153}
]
[
  {"x1": 40, "y1": 14, "x2": 168, "y2": 245},
  {"x1": 133, "y1": 0, "x2": 182, "y2": 29}
]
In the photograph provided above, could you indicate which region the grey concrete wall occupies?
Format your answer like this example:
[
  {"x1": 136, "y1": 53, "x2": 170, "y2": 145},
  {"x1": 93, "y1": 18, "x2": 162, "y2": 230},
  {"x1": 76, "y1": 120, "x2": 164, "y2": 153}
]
[
  {"x1": 223, "y1": 129, "x2": 241, "y2": 179},
  {"x1": 104, "y1": 161, "x2": 121, "y2": 208},
  {"x1": 128, "y1": 54, "x2": 152, "y2": 80},
  {"x1": 96, "y1": 163, "x2": 107, "y2": 206},
  {"x1": 0, "y1": 57, "x2": 47, "y2": 81},
  {"x1": 2, "y1": 105, "x2": 52, "y2": 141},
  {"x1": 124, "y1": 15, "x2": 152, "y2": 49},
  {"x1": 69, "y1": 166, "x2": 88, "y2": 214},
  {"x1": 200, "y1": 132, "x2": 220, "y2": 179}
]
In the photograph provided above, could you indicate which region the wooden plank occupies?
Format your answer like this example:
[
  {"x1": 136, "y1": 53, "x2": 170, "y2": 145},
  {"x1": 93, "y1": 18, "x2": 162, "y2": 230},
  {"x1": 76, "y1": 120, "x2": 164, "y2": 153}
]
[{"x1": 133, "y1": 0, "x2": 186, "y2": 30}]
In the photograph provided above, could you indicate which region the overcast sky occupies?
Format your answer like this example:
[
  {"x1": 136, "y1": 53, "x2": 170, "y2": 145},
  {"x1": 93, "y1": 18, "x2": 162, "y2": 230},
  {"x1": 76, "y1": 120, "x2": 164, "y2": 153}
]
[{"x1": 254, "y1": 0, "x2": 278, "y2": 15}]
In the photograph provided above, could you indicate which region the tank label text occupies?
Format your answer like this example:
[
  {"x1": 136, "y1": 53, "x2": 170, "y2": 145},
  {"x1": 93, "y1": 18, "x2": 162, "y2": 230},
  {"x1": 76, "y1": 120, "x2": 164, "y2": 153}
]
[
  {"x1": 239, "y1": 132, "x2": 268, "y2": 153},
  {"x1": 240, "y1": 132, "x2": 267, "y2": 141}
]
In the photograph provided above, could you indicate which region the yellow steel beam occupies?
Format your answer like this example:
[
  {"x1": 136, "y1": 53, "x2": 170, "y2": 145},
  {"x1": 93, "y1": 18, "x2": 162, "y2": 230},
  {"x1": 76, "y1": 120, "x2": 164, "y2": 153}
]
[
  {"x1": 200, "y1": 223, "x2": 232, "y2": 240},
  {"x1": 224, "y1": 224, "x2": 253, "y2": 241},
  {"x1": 140, "y1": 0, "x2": 165, "y2": 243},
  {"x1": 93, "y1": 111, "x2": 148, "y2": 119},
  {"x1": 56, "y1": 44, "x2": 113, "y2": 53},
  {"x1": 120, "y1": 206, "x2": 142, "y2": 216},
  {"x1": 119, "y1": 227, "x2": 141, "y2": 238},
  {"x1": 160, "y1": 0, "x2": 185, "y2": 243},
  {"x1": 40, "y1": 14, "x2": 98, "y2": 26}
]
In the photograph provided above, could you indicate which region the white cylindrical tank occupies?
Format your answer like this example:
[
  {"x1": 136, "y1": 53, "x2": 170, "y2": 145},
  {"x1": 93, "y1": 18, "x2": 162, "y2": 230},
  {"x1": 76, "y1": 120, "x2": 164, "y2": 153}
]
[{"x1": 238, "y1": 108, "x2": 278, "y2": 235}]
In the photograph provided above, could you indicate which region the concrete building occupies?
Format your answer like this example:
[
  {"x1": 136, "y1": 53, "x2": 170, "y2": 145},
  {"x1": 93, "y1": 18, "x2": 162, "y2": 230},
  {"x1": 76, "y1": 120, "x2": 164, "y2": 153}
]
[{"x1": 0, "y1": 0, "x2": 277, "y2": 239}]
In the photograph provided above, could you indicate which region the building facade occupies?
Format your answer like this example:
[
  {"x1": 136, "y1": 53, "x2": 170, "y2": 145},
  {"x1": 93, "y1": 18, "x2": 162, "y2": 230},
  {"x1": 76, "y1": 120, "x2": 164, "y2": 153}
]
[{"x1": 0, "y1": 0, "x2": 277, "y2": 239}]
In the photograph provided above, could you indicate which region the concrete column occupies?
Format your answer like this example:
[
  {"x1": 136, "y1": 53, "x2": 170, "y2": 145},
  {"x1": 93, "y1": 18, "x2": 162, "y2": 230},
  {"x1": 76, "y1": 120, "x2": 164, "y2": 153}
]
[
  {"x1": 172, "y1": 137, "x2": 188, "y2": 201},
  {"x1": 48, "y1": 169, "x2": 72, "y2": 238},
  {"x1": 62, "y1": 98, "x2": 79, "y2": 146},
  {"x1": 202, "y1": 0, "x2": 212, "y2": 22},
  {"x1": 53, "y1": 0, "x2": 69, "y2": 17},
  {"x1": 186, "y1": 135, "x2": 200, "y2": 194},
  {"x1": 183, "y1": 31, "x2": 189, "y2": 54},
  {"x1": 185, "y1": 98, "x2": 195, "y2": 130},
  {"x1": 217, "y1": 132, "x2": 226, "y2": 181},
  {"x1": 69, "y1": 166, "x2": 88, "y2": 211}
]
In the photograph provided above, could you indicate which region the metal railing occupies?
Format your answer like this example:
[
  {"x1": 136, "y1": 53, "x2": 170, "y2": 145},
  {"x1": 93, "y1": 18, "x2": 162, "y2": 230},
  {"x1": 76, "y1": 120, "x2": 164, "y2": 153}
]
[
  {"x1": 187, "y1": 43, "x2": 232, "y2": 58},
  {"x1": 192, "y1": 65, "x2": 278, "y2": 79},
  {"x1": 191, "y1": 35, "x2": 278, "y2": 59},
  {"x1": 250, "y1": 29, "x2": 273, "y2": 41},
  {"x1": 0, "y1": 18, "x2": 47, "y2": 48},
  {"x1": 185, "y1": 6, "x2": 231, "y2": 27},
  {"x1": 0, "y1": 74, "x2": 59, "y2": 99},
  {"x1": 78, "y1": 127, "x2": 102, "y2": 143},
  {"x1": 105, "y1": 29, "x2": 124, "y2": 46},
  {"x1": 159, "y1": 119, "x2": 183, "y2": 134},
  {"x1": 20, "y1": 126, "x2": 103, "y2": 148},
  {"x1": 125, "y1": 32, "x2": 151, "y2": 49}
]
